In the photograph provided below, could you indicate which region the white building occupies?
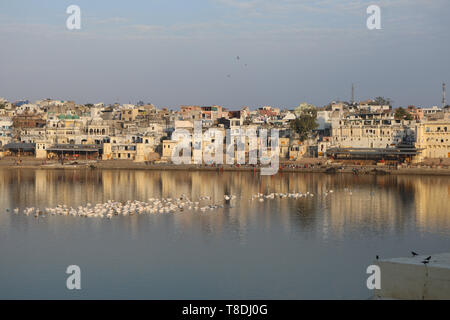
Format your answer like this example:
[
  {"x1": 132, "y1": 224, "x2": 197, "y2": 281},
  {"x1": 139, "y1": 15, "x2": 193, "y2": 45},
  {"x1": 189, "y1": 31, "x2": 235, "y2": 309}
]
[
  {"x1": 422, "y1": 106, "x2": 442, "y2": 115},
  {"x1": 317, "y1": 110, "x2": 332, "y2": 131},
  {"x1": 0, "y1": 117, "x2": 13, "y2": 147},
  {"x1": 331, "y1": 112, "x2": 415, "y2": 149}
]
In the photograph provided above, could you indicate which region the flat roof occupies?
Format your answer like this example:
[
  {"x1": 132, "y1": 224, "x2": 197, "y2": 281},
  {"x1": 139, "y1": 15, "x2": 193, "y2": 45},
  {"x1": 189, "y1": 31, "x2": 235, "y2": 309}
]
[
  {"x1": 327, "y1": 147, "x2": 420, "y2": 156},
  {"x1": 3, "y1": 143, "x2": 36, "y2": 151},
  {"x1": 46, "y1": 144, "x2": 102, "y2": 152}
]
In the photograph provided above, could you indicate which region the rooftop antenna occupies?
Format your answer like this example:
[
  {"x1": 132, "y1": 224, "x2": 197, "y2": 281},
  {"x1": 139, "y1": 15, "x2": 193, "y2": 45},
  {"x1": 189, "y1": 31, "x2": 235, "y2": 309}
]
[
  {"x1": 351, "y1": 83, "x2": 355, "y2": 104},
  {"x1": 442, "y1": 82, "x2": 446, "y2": 108}
]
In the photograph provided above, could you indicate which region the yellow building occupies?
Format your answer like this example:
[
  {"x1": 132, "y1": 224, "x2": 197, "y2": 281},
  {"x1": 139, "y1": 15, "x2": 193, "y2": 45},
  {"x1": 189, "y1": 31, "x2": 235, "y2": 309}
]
[
  {"x1": 288, "y1": 140, "x2": 307, "y2": 160},
  {"x1": 415, "y1": 114, "x2": 450, "y2": 160},
  {"x1": 35, "y1": 141, "x2": 50, "y2": 159},
  {"x1": 279, "y1": 137, "x2": 290, "y2": 159},
  {"x1": 162, "y1": 140, "x2": 179, "y2": 161},
  {"x1": 135, "y1": 137, "x2": 156, "y2": 162},
  {"x1": 102, "y1": 136, "x2": 155, "y2": 161},
  {"x1": 120, "y1": 108, "x2": 140, "y2": 122}
]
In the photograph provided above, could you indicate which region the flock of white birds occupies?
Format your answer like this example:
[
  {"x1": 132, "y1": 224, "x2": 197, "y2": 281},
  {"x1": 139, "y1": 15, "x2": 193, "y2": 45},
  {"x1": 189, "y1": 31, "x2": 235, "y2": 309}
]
[{"x1": 5, "y1": 189, "x2": 350, "y2": 219}]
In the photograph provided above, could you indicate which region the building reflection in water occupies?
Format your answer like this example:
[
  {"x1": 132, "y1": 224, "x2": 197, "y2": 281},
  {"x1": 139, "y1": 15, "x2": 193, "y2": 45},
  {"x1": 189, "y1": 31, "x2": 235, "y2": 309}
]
[{"x1": 0, "y1": 169, "x2": 449, "y2": 239}]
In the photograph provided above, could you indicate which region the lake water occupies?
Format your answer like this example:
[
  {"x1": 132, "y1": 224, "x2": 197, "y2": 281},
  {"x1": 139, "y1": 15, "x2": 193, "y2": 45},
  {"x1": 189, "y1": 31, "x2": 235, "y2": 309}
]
[{"x1": 0, "y1": 168, "x2": 449, "y2": 299}]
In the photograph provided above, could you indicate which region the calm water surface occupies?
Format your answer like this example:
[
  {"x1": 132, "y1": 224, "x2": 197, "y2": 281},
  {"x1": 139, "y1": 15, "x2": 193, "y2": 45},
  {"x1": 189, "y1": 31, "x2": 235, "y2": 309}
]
[{"x1": 0, "y1": 168, "x2": 449, "y2": 299}]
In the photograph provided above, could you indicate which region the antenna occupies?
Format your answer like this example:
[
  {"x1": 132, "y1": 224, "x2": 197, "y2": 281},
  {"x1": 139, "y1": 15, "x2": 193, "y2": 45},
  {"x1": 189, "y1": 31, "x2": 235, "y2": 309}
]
[
  {"x1": 351, "y1": 83, "x2": 355, "y2": 104},
  {"x1": 443, "y1": 82, "x2": 446, "y2": 108}
]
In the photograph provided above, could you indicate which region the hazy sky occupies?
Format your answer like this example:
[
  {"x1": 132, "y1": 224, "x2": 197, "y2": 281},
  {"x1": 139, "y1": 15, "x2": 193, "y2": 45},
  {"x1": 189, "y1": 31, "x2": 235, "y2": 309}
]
[{"x1": 1, "y1": 0, "x2": 449, "y2": 109}]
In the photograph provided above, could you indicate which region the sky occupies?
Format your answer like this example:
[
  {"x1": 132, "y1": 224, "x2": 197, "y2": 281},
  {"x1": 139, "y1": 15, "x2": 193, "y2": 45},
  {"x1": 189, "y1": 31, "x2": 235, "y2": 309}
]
[{"x1": 0, "y1": 0, "x2": 449, "y2": 109}]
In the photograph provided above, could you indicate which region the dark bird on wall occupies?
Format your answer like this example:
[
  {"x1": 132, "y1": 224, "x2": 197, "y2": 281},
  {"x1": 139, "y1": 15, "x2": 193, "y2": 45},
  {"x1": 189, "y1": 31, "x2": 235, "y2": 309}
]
[
  {"x1": 411, "y1": 251, "x2": 419, "y2": 256},
  {"x1": 421, "y1": 260, "x2": 429, "y2": 265},
  {"x1": 376, "y1": 255, "x2": 379, "y2": 260},
  {"x1": 425, "y1": 256, "x2": 431, "y2": 261}
]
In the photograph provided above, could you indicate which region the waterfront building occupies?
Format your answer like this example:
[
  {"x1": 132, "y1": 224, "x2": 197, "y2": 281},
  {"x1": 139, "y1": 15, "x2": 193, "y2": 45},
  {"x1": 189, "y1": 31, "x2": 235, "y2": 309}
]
[
  {"x1": 41, "y1": 143, "x2": 101, "y2": 160},
  {"x1": 0, "y1": 117, "x2": 13, "y2": 147},
  {"x1": 331, "y1": 111, "x2": 415, "y2": 149},
  {"x1": 288, "y1": 140, "x2": 307, "y2": 160},
  {"x1": 102, "y1": 135, "x2": 155, "y2": 161},
  {"x1": 161, "y1": 140, "x2": 179, "y2": 161},
  {"x1": 278, "y1": 137, "x2": 290, "y2": 159},
  {"x1": 1, "y1": 94, "x2": 449, "y2": 164},
  {"x1": 414, "y1": 113, "x2": 450, "y2": 160}
]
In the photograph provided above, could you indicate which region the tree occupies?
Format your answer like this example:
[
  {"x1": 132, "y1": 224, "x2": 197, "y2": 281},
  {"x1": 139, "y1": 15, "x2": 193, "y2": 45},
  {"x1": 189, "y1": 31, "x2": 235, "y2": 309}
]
[
  {"x1": 374, "y1": 97, "x2": 392, "y2": 106},
  {"x1": 394, "y1": 107, "x2": 413, "y2": 120},
  {"x1": 290, "y1": 108, "x2": 319, "y2": 142},
  {"x1": 294, "y1": 102, "x2": 317, "y2": 117}
]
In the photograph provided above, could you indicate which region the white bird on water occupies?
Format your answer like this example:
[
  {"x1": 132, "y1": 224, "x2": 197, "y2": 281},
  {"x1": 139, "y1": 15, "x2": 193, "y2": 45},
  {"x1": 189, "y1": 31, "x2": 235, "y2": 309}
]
[{"x1": 15, "y1": 188, "x2": 326, "y2": 220}]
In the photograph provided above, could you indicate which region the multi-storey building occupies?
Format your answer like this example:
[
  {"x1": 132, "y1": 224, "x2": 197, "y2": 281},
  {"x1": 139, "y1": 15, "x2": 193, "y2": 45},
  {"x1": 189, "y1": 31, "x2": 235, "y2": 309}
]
[
  {"x1": 0, "y1": 117, "x2": 13, "y2": 147},
  {"x1": 102, "y1": 135, "x2": 155, "y2": 161},
  {"x1": 331, "y1": 111, "x2": 415, "y2": 149},
  {"x1": 415, "y1": 113, "x2": 450, "y2": 160}
]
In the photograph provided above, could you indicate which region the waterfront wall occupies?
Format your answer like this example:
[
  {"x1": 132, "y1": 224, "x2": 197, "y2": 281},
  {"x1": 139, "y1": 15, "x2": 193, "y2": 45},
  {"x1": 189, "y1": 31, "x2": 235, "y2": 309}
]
[{"x1": 374, "y1": 253, "x2": 450, "y2": 300}]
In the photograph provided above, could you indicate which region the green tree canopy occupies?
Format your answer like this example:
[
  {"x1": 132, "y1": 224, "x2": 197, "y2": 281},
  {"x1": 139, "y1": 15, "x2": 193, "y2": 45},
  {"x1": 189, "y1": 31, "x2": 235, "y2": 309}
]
[
  {"x1": 290, "y1": 107, "x2": 318, "y2": 142},
  {"x1": 294, "y1": 103, "x2": 317, "y2": 117},
  {"x1": 394, "y1": 107, "x2": 413, "y2": 120}
]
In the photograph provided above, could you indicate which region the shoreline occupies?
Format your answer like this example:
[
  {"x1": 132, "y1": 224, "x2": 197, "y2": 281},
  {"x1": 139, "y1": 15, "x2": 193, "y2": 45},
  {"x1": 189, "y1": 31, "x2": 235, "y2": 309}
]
[{"x1": 1, "y1": 159, "x2": 450, "y2": 176}]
